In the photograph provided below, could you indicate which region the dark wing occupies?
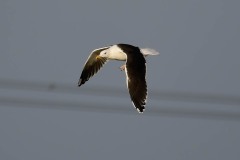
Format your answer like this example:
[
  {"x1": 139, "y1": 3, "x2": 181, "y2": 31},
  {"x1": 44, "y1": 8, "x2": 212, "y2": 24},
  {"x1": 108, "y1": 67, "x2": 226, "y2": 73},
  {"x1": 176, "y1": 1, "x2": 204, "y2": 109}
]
[
  {"x1": 125, "y1": 49, "x2": 147, "y2": 113},
  {"x1": 78, "y1": 47, "x2": 109, "y2": 86}
]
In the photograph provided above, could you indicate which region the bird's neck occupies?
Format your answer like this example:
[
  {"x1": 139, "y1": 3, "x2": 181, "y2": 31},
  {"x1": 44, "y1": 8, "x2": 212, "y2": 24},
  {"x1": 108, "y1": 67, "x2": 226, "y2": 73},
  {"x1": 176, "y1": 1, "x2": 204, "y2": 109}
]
[{"x1": 108, "y1": 52, "x2": 127, "y2": 61}]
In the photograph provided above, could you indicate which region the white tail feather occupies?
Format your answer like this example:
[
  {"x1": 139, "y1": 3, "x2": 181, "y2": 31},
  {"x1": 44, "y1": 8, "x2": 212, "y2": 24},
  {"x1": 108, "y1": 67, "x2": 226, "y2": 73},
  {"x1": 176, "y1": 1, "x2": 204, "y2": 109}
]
[{"x1": 140, "y1": 48, "x2": 160, "y2": 56}]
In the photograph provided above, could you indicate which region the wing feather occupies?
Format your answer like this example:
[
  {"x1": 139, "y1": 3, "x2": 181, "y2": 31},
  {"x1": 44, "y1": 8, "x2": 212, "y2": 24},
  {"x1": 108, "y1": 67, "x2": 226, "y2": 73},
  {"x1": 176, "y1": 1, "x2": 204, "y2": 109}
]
[
  {"x1": 122, "y1": 46, "x2": 147, "y2": 113},
  {"x1": 78, "y1": 47, "x2": 109, "y2": 86}
]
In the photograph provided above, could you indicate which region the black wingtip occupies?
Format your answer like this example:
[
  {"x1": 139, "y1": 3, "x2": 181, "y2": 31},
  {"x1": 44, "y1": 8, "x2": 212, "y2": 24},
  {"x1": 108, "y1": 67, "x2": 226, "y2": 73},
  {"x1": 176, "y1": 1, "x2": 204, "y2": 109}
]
[
  {"x1": 137, "y1": 107, "x2": 145, "y2": 113},
  {"x1": 78, "y1": 79, "x2": 83, "y2": 87},
  {"x1": 78, "y1": 83, "x2": 83, "y2": 87}
]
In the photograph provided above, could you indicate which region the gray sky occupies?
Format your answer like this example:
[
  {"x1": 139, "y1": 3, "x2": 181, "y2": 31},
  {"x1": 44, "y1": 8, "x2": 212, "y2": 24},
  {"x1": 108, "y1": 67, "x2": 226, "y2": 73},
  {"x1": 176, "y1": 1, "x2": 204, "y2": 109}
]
[{"x1": 1, "y1": 0, "x2": 240, "y2": 160}]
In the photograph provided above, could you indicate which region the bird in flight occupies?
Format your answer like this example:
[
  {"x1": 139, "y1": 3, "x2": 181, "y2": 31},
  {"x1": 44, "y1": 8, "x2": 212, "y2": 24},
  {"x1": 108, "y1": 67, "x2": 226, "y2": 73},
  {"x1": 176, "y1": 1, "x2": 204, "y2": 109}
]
[{"x1": 78, "y1": 44, "x2": 159, "y2": 113}]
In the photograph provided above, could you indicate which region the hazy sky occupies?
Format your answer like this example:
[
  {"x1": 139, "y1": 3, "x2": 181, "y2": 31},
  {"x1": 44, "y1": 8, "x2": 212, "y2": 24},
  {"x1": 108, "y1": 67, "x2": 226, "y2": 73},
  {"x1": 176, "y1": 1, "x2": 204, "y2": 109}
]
[{"x1": 1, "y1": 0, "x2": 240, "y2": 160}]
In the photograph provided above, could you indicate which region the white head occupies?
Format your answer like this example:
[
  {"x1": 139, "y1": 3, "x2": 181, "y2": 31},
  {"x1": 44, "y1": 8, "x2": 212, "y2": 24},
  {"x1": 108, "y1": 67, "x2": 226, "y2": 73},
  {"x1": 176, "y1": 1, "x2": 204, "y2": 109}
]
[
  {"x1": 99, "y1": 45, "x2": 127, "y2": 61},
  {"x1": 99, "y1": 49, "x2": 110, "y2": 58}
]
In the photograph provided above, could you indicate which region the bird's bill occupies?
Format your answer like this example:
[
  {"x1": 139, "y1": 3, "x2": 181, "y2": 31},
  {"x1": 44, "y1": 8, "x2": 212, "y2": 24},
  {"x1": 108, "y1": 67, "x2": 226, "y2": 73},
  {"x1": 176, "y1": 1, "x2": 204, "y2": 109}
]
[
  {"x1": 96, "y1": 55, "x2": 106, "y2": 61},
  {"x1": 96, "y1": 55, "x2": 101, "y2": 60}
]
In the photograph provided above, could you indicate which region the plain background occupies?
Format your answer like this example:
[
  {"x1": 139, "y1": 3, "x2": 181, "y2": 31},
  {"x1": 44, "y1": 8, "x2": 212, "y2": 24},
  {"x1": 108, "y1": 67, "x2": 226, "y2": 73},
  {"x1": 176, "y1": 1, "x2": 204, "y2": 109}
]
[{"x1": 1, "y1": 0, "x2": 240, "y2": 160}]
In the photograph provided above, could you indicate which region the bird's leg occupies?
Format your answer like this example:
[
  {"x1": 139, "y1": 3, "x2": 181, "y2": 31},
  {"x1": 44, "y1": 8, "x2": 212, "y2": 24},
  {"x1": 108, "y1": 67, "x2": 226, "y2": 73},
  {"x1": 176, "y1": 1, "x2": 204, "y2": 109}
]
[{"x1": 120, "y1": 64, "x2": 126, "y2": 71}]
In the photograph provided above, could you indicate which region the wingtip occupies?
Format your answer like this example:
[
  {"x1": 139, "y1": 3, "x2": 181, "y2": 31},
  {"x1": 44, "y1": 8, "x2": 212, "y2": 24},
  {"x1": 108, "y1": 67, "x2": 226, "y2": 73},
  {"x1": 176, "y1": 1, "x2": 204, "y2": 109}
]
[
  {"x1": 77, "y1": 79, "x2": 83, "y2": 87},
  {"x1": 137, "y1": 108, "x2": 145, "y2": 113},
  {"x1": 131, "y1": 101, "x2": 145, "y2": 113}
]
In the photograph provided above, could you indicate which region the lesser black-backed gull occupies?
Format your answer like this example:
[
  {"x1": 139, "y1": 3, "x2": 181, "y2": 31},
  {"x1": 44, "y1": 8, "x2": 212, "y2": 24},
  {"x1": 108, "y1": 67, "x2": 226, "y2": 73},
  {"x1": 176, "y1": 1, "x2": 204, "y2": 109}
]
[{"x1": 78, "y1": 44, "x2": 159, "y2": 113}]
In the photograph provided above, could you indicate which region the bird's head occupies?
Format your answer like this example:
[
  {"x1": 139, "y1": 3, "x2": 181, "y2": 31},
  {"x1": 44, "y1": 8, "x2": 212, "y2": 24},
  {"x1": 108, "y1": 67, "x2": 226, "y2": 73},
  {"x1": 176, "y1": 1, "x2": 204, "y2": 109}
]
[
  {"x1": 98, "y1": 45, "x2": 126, "y2": 61},
  {"x1": 98, "y1": 49, "x2": 110, "y2": 58}
]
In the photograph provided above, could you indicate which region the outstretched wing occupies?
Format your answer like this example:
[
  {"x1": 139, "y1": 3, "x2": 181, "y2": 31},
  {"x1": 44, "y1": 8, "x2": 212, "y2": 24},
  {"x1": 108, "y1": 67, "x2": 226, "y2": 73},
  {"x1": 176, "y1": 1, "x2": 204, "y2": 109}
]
[
  {"x1": 78, "y1": 47, "x2": 109, "y2": 86},
  {"x1": 124, "y1": 49, "x2": 147, "y2": 113}
]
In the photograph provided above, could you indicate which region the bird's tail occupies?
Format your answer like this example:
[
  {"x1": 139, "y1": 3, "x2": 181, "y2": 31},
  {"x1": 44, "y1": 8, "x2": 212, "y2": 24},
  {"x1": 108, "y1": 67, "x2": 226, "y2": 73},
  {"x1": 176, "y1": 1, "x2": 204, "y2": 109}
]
[{"x1": 140, "y1": 48, "x2": 160, "y2": 56}]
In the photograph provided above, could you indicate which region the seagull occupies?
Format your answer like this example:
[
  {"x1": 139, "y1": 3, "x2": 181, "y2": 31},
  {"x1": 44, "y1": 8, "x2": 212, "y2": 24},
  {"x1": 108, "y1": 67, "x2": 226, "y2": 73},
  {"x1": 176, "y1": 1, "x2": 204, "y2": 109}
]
[{"x1": 78, "y1": 44, "x2": 159, "y2": 113}]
